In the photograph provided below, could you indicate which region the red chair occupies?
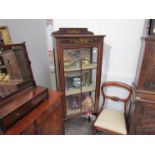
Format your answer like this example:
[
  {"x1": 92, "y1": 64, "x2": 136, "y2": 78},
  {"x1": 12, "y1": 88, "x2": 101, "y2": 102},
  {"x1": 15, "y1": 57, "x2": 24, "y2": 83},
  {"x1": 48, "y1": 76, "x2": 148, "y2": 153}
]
[{"x1": 93, "y1": 81, "x2": 132, "y2": 135}]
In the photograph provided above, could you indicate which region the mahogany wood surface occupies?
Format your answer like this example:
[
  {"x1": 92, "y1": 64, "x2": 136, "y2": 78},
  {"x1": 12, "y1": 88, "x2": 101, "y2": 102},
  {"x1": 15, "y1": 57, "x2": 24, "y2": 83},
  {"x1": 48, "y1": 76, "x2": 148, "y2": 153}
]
[
  {"x1": 0, "y1": 86, "x2": 48, "y2": 132},
  {"x1": 101, "y1": 81, "x2": 132, "y2": 114},
  {"x1": 52, "y1": 28, "x2": 94, "y2": 36},
  {"x1": 2, "y1": 90, "x2": 64, "y2": 135},
  {"x1": 0, "y1": 86, "x2": 47, "y2": 117}
]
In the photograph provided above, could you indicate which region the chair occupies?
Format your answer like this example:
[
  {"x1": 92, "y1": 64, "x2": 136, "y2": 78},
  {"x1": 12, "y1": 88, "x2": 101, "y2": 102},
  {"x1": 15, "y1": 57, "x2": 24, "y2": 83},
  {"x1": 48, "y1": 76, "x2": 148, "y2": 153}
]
[{"x1": 93, "y1": 81, "x2": 132, "y2": 135}]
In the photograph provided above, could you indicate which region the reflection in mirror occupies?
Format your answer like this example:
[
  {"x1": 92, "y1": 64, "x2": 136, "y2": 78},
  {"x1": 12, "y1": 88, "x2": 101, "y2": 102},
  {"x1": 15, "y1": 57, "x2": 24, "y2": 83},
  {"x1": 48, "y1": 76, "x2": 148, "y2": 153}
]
[{"x1": 0, "y1": 46, "x2": 32, "y2": 99}]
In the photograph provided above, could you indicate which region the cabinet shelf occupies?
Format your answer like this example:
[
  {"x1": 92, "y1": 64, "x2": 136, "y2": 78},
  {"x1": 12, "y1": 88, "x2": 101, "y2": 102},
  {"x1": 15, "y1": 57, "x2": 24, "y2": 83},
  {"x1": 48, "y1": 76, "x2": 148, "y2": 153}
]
[
  {"x1": 66, "y1": 107, "x2": 81, "y2": 115},
  {"x1": 64, "y1": 63, "x2": 97, "y2": 72},
  {"x1": 0, "y1": 65, "x2": 6, "y2": 69},
  {"x1": 66, "y1": 101, "x2": 94, "y2": 116},
  {"x1": 65, "y1": 85, "x2": 95, "y2": 96}
]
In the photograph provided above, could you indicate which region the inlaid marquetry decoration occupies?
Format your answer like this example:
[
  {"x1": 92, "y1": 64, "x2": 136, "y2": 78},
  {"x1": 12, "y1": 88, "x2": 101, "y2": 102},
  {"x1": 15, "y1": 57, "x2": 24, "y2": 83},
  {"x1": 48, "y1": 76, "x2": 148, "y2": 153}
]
[
  {"x1": 61, "y1": 38, "x2": 101, "y2": 45},
  {"x1": 70, "y1": 38, "x2": 90, "y2": 44},
  {"x1": 67, "y1": 29, "x2": 81, "y2": 34},
  {"x1": 0, "y1": 26, "x2": 12, "y2": 45}
]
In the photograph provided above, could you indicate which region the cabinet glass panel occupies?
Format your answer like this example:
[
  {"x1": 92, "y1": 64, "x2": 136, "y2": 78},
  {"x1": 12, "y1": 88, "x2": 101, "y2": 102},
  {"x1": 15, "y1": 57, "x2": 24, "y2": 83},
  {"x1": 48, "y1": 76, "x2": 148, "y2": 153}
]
[
  {"x1": 81, "y1": 69, "x2": 96, "y2": 113},
  {"x1": 63, "y1": 47, "x2": 98, "y2": 116},
  {"x1": 66, "y1": 94, "x2": 81, "y2": 115},
  {"x1": 64, "y1": 71, "x2": 81, "y2": 96},
  {"x1": 63, "y1": 47, "x2": 98, "y2": 72},
  {"x1": 82, "y1": 69, "x2": 96, "y2": 92},
  {"x1": 63, "y1": 49, "x2": 81, "y2": 72},
  {"x1": 82, "y1": 92, "x2": 95, "y2": 112}
]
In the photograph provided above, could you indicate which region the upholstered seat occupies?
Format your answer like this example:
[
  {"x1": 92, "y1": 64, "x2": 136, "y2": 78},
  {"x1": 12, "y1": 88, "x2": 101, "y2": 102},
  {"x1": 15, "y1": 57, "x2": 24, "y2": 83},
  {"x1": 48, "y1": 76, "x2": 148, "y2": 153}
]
[
  {"x1": 93, "y1": 81, "x2": 132, "y2": 135},
  {"x1": 94, "y1": 108, "x2": 127, "y2": 134}
]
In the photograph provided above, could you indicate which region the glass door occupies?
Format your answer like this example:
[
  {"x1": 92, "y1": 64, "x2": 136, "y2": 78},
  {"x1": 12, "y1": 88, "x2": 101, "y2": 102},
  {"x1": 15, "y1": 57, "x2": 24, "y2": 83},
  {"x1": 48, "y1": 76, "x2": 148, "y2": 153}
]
[
  {"x1": 81, "y1": 47, "x2": 98, "y2": 113},
  {"x1": 63, "y1": 47, "x2": 98, "y2": 116}
]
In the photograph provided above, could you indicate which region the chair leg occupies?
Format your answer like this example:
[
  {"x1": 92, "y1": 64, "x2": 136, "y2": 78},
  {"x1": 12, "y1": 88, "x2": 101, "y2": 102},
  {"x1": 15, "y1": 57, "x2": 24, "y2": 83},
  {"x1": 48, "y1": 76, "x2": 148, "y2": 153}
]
[
  {"x1": 92, "y1": 127, "x2": 96, "y2": 135},
  {"x1": 88, "y1": 116, "x2": 91, "y2": 122}
]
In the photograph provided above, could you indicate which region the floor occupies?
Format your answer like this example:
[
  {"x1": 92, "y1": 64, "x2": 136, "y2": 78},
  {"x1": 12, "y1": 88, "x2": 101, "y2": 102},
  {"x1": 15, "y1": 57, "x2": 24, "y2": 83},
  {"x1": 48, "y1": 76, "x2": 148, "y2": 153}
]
[{"x1": 64, "y1": 116, "x2": 103, "y2": 135}]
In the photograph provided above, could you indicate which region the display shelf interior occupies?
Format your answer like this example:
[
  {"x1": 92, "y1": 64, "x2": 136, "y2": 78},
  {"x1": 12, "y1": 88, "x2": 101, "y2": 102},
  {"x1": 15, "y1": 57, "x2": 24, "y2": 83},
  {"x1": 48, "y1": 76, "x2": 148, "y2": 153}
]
[
  {"x1": 65, "y1": 85, "x2": 95, "y2": 96},
  {"x1": 0, "y1": 65, "x2": 6, "y2": 69},
  {"x1": 66, "y1": 106, "x2": 81, "y2": 115},
  {"x1": 66, "y1": 108, "x2": 94, "y2": 116},
  {"x1": 82, "y1": 106, "x2": 94, "y2": 112},
  {"x1": 66, "y1": 105, "x2": 94, "y2": 116},
  {"x1": 64, "y1": 63, "x2": 97, "y2": 72}
]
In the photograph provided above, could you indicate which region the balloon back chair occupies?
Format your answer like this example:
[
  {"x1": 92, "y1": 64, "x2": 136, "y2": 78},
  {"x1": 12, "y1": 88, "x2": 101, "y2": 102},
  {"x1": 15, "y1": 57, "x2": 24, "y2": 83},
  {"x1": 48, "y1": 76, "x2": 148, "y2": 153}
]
[{"x1": 93, "y1": 81, "x2": 132, "y2": 135}]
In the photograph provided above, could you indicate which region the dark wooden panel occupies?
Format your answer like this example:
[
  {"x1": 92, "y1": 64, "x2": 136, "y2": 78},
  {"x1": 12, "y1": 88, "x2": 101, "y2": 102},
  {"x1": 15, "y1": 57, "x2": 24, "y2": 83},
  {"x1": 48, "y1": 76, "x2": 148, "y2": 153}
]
[
  {"x1": 60, "y1": 37, "x2": 103, "y2": 46},
  {"x1": 21, "y1": 121, "x2": 37, "y2": 135},
  {"x1": 129, "y1": 91, "x2": 155, "y2": 135},
  {"x1": 52, "y1": 28, "x2": 94, "y2": 36},
  {"x1": 0, "y1": 86, "x2": 48, "y2": 132},
  {"x1": 135, "y1": 37, "x2": 155, "y2": 90},
  {"x1": 36, "y1": 102, "x2": 63, "y2": 135}
]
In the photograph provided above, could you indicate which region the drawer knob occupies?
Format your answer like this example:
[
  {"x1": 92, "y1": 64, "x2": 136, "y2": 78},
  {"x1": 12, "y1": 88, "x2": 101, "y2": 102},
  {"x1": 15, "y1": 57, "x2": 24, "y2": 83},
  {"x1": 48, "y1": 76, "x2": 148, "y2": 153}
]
[{"x1": 16, "y1": 113, "x2": 20, "y2": 116}]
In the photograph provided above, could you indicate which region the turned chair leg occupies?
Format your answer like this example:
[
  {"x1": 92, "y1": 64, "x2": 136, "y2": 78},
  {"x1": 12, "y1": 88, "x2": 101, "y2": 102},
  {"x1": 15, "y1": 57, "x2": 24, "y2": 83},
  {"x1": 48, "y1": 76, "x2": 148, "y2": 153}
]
[
  {"x1": 92, "y1": 127, "x2": 96, "y2": 135},
  {"x1": 88, "y1": 116, "x2": 91, "y2": 122}
]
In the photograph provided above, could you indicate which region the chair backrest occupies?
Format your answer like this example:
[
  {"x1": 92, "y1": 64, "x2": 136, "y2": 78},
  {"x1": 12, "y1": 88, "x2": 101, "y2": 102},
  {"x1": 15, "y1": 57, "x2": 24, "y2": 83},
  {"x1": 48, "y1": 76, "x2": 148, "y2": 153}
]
[{"x1": 101, "y1": 81, "x2": 132, "y2": 116}]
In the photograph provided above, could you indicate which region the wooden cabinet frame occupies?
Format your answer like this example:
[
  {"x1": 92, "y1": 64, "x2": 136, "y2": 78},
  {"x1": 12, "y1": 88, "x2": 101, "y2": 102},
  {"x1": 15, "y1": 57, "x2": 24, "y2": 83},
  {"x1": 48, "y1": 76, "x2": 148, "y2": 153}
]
[{"x1": 52, "y1": 28, "x2": 105, "y2": 120}]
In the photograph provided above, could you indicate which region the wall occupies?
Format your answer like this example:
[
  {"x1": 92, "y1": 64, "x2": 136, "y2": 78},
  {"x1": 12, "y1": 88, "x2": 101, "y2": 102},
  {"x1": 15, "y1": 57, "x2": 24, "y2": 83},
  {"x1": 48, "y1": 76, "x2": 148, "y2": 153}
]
[
  {"x1": 53, "y1": 19, "x2": 145, "y2": 84},
  {"x1": 0, "y1": 19, "x2": 145, "y2": 111},
  {"x1": 45, "y1": 20, "x2": 57, "y2": 89},
  {"x1": 0, "y1": 19, "x2": 51, "y2": 88},
  {"x1": 53, "y1": 19, "x2": 145, "y2": 111}
]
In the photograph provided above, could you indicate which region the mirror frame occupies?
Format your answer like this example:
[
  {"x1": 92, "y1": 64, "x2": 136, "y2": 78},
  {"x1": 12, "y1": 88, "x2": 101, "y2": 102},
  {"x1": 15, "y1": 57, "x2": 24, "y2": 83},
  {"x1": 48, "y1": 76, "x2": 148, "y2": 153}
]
[{"x1": 0, "y1": 42, "x2": 36, "y2": 105}]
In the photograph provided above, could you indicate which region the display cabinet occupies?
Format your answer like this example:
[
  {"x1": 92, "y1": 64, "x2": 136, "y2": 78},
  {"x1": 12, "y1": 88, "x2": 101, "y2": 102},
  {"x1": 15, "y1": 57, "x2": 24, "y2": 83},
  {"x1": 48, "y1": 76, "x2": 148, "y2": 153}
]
[{"x1": 52, "y1": 28, "x2": 105, "y2": 119}]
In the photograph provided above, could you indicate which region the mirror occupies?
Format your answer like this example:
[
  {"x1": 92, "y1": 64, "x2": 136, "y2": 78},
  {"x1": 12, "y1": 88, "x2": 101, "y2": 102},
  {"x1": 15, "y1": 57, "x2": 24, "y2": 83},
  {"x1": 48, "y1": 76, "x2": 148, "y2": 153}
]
[{"x1": 0, "y1": 43, "x2": 35, "y2": 103}]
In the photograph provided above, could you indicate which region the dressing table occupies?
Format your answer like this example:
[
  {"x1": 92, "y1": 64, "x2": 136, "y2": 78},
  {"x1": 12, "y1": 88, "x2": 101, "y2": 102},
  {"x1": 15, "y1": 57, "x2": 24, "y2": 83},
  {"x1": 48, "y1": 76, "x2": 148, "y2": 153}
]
[{"x1": 0, "y1": 42, "x2": 64, "y2": 135}]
